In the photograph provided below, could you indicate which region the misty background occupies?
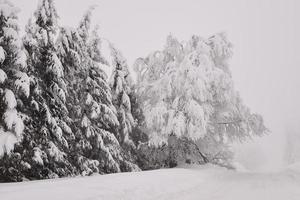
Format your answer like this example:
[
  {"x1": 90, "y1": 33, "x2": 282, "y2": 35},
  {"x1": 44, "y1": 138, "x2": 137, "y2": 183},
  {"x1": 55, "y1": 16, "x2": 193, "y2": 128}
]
[{"x1": 11, "y1": 0, "x2": 300, "y2": 171}]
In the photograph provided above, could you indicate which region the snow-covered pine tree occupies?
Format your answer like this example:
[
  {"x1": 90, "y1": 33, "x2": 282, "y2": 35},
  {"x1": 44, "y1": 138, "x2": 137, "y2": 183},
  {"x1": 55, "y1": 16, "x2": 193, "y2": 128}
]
[
  {"x1": 57, "y1": 8, "x2": 139, "y2": 175},
  {"x1": 57, "y1": 25, "x2": 99, "y2": 175},
  {"x1": 134, "y1": 33, "x2": 267, "y2": 167},
  {"x1": 109, "y1": 44, "x2": 135, "y2": 147},
  {"x1": 128, "y1": 83, "x2": 148, "y2": 145},
  {"x1": 84, "y1": 14, "x2": 140, "y2": 173},
  {"x1": 0, "y1": 0, "x2": 31, "y2": 182},
  {"x1": 127, "y1": 84, "x2": 151, "y2": 168},
  {"x1": 19, "y1": 0, "x2": 75, "y2": 180}
]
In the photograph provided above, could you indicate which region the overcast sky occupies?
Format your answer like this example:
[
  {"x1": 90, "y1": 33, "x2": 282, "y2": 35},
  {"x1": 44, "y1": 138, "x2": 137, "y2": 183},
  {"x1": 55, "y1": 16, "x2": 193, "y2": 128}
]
[{"x1": 11, "y1": 0, "x2": 300, "y2": 170}]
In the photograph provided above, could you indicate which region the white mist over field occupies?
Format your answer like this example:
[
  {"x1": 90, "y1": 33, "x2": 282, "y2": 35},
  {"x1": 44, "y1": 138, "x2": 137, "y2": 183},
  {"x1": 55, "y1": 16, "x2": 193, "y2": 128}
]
[{"x1": 10, "y1": 0, "x2": 300, "y2": 171}]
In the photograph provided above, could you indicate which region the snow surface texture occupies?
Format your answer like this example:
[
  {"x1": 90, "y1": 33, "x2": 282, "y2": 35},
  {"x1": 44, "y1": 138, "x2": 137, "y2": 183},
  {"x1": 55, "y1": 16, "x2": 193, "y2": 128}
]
[{"x1": 1, "y1": 164, "x2": 299, "y2": 200}]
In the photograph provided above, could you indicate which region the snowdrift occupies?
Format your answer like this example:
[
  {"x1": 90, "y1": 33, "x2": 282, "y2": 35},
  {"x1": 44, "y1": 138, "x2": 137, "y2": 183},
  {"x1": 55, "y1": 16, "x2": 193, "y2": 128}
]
[{"x1": 1, "y1": 164, "x2": 299, "y2": 200}]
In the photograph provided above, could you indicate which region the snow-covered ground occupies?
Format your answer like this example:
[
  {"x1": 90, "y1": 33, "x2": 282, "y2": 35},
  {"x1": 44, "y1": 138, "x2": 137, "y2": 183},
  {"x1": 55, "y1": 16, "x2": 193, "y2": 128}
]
[{"x1": 1, "y1": 164, "x2": 300, "y2": 200}]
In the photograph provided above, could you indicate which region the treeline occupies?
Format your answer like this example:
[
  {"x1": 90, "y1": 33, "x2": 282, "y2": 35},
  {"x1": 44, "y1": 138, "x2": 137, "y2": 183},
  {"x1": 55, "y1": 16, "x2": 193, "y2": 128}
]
[{"x1": 0, "y1": 0, "x2": 267, "y2": 182}]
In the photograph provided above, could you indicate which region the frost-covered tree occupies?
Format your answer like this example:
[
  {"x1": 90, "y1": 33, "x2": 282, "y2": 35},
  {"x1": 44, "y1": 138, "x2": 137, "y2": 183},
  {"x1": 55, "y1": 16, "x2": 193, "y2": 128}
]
[
  {"x1": 32, "y1": 0, "x2": 67, "y2": 106},
  {"x1": 134, "y1": 33, "x2": 267, "y2": 167},
  {"x1": 129, "y1": 84, "x2": 148, "y2": 147},
  {"x1": 57, "y1": 25, "x2": 99, "y2": 175},
  {"x1": 109, "y1": 44, "x2": 135, "y2": 147},
  {"x1": 0, "y1": 0, "x2": 28, "y2": 156},
  {"x1": 57, "y1": 8, "x2": 139, "y2": 175},
  {"x1": 18, "y1": 0, "x2": 75, "y2": 179},
  {"x1": 0, "y1": 0, "x2": 32, "y2": 181}
]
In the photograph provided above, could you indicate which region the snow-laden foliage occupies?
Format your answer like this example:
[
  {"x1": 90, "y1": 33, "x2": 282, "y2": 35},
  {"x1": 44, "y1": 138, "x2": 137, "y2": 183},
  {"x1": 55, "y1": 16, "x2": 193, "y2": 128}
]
[
  {"x1": 3, "y1": 89, "x2": 17, "y2": 109},
  {"x1": 109, "y1": 44, "x2": 135, "y2": 147},
  {"x1": 134, "y1": 34, "x2": 267, "y2": 165},
  {"x1": 0, "y1": 69, "x2": 7, "y2": 83},
  {"x1": 0, "y1": 0, "x2": 28, "y2": 158},
  {"x1": 78, "y1": 6, "x2": 94, "y2": 42},
  {"x1": 0, "y1": 0, "x2": 267, "y2": 182},
  {"x1": 32, "y1": 1, "x2": 66, "y2": 103},
  {"x1": 57, "y1": 7, "x2": 139, "y2": 175},
  {"x1": 0, "y1": 130, "x2": 18, "y2": 157},
  {"x1": 14, "y1": 72, "x2": 30, "y2": 97},
  {"x1": 1, "y1": 0, "x2": 77, "y2": 181},
  {"x1": 0, "y1": 46, "x2": 5, "y2": 63}
]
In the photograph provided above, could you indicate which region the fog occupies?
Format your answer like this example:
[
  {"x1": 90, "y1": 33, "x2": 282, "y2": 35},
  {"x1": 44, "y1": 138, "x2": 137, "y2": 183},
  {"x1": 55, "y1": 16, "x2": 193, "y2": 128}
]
[{"x1": 11, "y1": 0, "x2": 300, "y2": 171}]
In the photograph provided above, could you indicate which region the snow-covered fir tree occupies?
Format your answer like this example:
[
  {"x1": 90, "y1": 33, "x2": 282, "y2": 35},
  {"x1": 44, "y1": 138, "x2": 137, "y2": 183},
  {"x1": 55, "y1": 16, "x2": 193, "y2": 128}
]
[
  {"x1": 0, "y1": 0, "x2": 28, "y2": 155},
  {"x1": 134, "y1": 33, "x2": 267, "y2": 167},
  {"x1": 109, "y1": 44, "x2": 135, "y2": 147},
  {"x1": 57, "y1": 8, "x2": 139, "y2": 175},
  {"x1": 19, "y1": 0, "x2": 75, "y2": 180},
  {"x1": 0, "y1": 0, "x2": 31, "y2": 181}
]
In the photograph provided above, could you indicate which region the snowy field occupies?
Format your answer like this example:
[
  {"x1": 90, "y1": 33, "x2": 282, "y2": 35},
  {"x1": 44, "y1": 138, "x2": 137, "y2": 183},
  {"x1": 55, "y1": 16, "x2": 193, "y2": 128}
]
[{"x1": 1, "y1": 164, "x2": 300, "y2": 200}]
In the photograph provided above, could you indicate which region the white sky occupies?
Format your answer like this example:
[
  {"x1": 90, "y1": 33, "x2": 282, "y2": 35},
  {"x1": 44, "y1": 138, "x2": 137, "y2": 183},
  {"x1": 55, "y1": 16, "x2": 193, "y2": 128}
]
[{"x1": 11, "y1": 0, "x2": 300, "y2": 170}]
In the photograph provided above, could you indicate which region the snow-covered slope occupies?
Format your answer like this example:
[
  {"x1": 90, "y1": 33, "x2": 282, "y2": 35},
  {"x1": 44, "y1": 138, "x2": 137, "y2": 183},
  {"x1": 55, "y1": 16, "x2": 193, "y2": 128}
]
[{"x1": 1, "y1": 164, "x2": 300, "y2": 200}]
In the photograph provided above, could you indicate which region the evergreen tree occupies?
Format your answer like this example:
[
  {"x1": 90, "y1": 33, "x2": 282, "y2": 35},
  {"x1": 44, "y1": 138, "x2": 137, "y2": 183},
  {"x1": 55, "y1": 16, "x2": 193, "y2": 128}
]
[
  {"x1": 129, "y1": 84, "x2": 148, "y2": 147},
  {"x1": 20, "y1": 0, "x2": 75, "y2": 179},
  {"x1": 57, "y1": 25, "x2": 100, "y2": 175},
  {"x1": 57, "y1": 8, "x2": 139, "y2": 175},
  {"x1": 109, "y1": 44, "x2": 135, "y2": 147},
  {"x1": 0, "y1": 0, "x2": 31, "y2": 182}
]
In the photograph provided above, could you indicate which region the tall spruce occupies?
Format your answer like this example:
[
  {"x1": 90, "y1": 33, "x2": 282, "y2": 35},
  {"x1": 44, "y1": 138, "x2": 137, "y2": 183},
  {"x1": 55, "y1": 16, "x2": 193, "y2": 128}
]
[
  {"x1": 109, "y1": 44, "x2": 135, "y2": 147},
  {"x1": 20, "y1": 0, "x2": 75, "y2": 179},
  {"x1": 0, "y1": 0, "x2": 31, "y2": 182},
  {"x1": 57, "y1": 8, "x2": 139, "y2": 175}
]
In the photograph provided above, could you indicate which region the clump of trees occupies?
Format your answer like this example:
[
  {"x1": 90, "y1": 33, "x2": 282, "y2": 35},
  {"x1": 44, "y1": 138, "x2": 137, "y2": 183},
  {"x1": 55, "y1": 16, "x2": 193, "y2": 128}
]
[{"x1": 0, "y1": 0, "x2": 267, "y2": 182}]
